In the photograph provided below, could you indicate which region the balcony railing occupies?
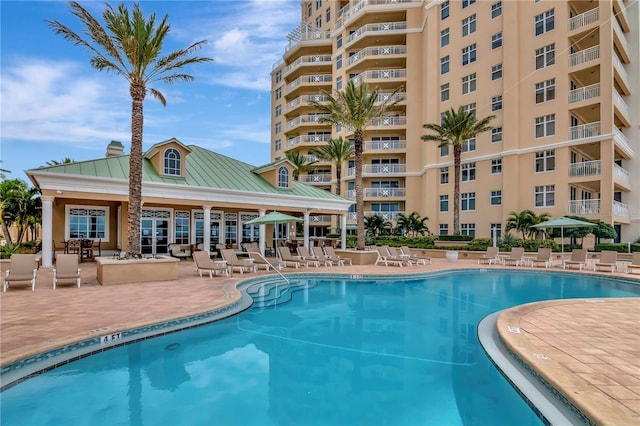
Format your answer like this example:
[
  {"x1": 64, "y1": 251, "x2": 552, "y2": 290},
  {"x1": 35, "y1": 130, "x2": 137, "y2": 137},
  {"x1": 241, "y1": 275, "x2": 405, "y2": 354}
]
[
  {"x1": 347, "y1": 45, "x2": 407, "y2": 66},
  {"x1": 286, "y1": 94, "x2": 330, "y2": 112},
  {"x1": 364, "y1": 211, "x2": 404, "y2": 222},
  {"x1": 376, "y1": 91, "x2": 405, "y2": 103},
  {"x1": 370, "y1": 116, "x2": 406, "y2": 127},
  {"x1": 287, "y1": 114, "x2": 331, "y2": 129},
  {"x1": 568, "y1": 160, "x2": 600, "y2": 177},
  {"x1": 284, "y1": 55, "x2": 332, "y2": 75},
  {"x1": 569, "y1": 45, "x2": 600, "y2": 67},
  {"x1": 614, "y1": 129, "x2": 634, "y2": 157},
  {"x1": 569, "y1": 121, "x2": 600, "y2": 140},
  {"x1": 568, "y1": 7, "x2": 599, "y2": 31},
  {"x1": 336, "y1": 0, "x2": 417, "y2": 30},
  {"x1": 364, "y1": 139, "x2": 406, "y2": 151},
  {"x1": 613, "y1": 54, "x2": 630, "y2": 83},
  {"x1": 613, "y1": 90, "x2": 630, "y2": 118},
  {"x1": 568, "y1": 199, "x2": 600, "y2": 215},
  {"x1": 309, "y1": 215, "x2": 332, "y2": 223},
  {"x1": 613, "y1": 201, "x2": 630, "y2": 218},
  {"x1": 346, "y1": 164, "x2": 407, "y2": 177},
  {"x1": 287, "y1": 74, "x2": 332, "y2": 92},
  {"x1": 350, "y1": 69, "x2": 407, "y2": 85},
  {"x1": 298, "y1": 174, "x2": 332, "y2": 184},
  {"x1": 345, "y1": 188, "x2": 406, "y2": 199},
  {"x1": 612, "y1": 16, "x2": 630, "y2": 56},
  {"x1": 568, "y1": 83, "x2": 600, "y2": 103},
  {"x1": 614, "y1": 164, "x2": 630, "y2": 186},
  {"x1": 347, "y1": 22, "x2": 407, "y2": 45},
  {"x1": 284, "y1": 29, "x2": 331, "y2": 53},
  {"x1": 287, "y1": 134, "x2": 331, "y2": 147}
]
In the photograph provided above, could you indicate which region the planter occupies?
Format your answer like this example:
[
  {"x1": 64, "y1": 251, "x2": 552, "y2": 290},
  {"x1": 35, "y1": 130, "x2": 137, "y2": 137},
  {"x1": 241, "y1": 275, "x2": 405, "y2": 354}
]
[
  {"x1": 335, "y1": 249, "x2": 378, "y2": 265},
  {"x1": 96, "y1": 256, "x2": 179, "y2": 285},
  {"x1": 445, "y1": 250, "x2": 459, "y2": 262}
]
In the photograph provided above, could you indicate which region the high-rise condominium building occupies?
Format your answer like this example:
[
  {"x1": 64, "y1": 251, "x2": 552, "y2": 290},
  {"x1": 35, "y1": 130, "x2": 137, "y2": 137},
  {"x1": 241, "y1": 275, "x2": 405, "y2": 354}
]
[{"x1": 270, "y1": 0, "x2": 639, "y2": 243}]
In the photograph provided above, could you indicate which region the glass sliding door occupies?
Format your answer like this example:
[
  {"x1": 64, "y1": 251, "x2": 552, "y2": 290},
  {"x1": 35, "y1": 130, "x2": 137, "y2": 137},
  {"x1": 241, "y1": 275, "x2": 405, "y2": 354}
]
[{"x1": 141, "y1": 209, "x2": 171, "y2": 255}]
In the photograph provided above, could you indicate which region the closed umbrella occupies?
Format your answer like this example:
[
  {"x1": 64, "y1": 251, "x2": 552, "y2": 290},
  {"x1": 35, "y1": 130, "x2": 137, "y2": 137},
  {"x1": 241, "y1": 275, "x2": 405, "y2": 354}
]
[
  {"x1": 245, "y1": 212, "x2": 303, "y2": 257},
  {"x1": 532, "y1": 216, "x2": 596, "y2": 254}
]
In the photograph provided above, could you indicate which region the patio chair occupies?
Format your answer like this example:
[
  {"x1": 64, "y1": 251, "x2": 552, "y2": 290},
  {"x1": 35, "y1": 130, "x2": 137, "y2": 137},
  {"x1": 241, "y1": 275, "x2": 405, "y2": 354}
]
[
  {"x1": 477, "y1": 246, "x2": 500, "y2": 265},
  {"x1": 627, "y1": 252, "x2": 640, "y2": 274},
  {"x1": 192, "y1": 251, "x2": 229, "y2": 277},
  {"x1": 277, "y1": 246, "x2": 305, "y2": 268},
  {"x1": 221, "y1": 249, "x2": 256, "y2": 274},
  {"x1": 400, "y1": 246, "x2": 432, "y2": 265},
  {"x1": 3, "y1": 254, "x2": 38, "y2": 292},
  {"x1": 530, "y1": 248, "x2": 553, "y2": 268},
  {"x1": 297, "y1": 246, "x2": 321, "y2": 267},
  {"x1": 593, "y1": 250, "x2": 618, "y2": 272},
  {"x1": 323, "y1": 246, "x2": 352, "y2": 266},
  {"x1": 502, "y1": 247, "x2": 526, "y2": 266},
  {"x1": 92, "y1": 239, "x2": 102, "y2": 257},
  {"x1": 388, "y1": 247, "x2": 412, "y2": 266},
  {"x1": 562, "y1": 248, "x2": 588, "y2": 270},
  {"x1": 247, "y1": 251, "x2": 281, "y2": 271},
  {"x1": 375, "y1": 246, "x2": 404, "y2": 267},
  {"x1": 310, "y1": 246, "x2": 333, "y2": 267},
  {"x1": 53, "y1": 254, "x2": 81, "y2": 289},
  {"x1": 168, "y1": 243, "x2": 190, "y2": 261}
]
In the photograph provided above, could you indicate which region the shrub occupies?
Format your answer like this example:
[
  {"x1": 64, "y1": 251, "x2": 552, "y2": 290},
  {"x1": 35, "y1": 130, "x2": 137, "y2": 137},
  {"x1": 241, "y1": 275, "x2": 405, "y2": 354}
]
[
  {"x1": 594, "y1": 243, "x2": 636, "y2": 253},
  {"x1": 468, "y1": 238, "x2": 492, "y2": 251},
  {"x1": 0, "y1": 244, "x2": 19, "y2": 259},
  {"x1": 436, "y1": 235, "x2": 473, "y2": 242},
  {"x1": 520, "y1": 239, "x2": 559, "y2": 252}
]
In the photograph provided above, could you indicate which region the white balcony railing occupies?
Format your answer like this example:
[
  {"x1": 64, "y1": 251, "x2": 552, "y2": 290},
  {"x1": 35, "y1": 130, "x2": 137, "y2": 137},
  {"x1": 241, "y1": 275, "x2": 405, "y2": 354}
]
[
  {"x1": 568, "y1": 160, "x2": 601, "y2": 177},
  {"x1": 364, "y1": 139, "x2": 406, "y2": 151},
  {"x1": 612, "y1": 15, "x2": 630, "y2": 56},
  {"x1": 568, "y1": 199, "x2": 600, "y2": 215},
  {"x1": 349, "y1": 69, "x2": 407, "y2": 85},
  {"x1": 569, "y1": 45, "x2": 600, "y2": 67},
  {"x1": 347, "y1": 21, "x2": 407, "y2": 45},
  {"x1": 613, "y1": 54, "x2": 630, "y2": 83},
  {"x1": 284, "y1": 55, "x2": 332, "y2": 75},
  {"x1": 347, "y1": 45, "x2": 407, "y2": 66},
  {"x1": 287, "y1": 74, "x2": 332, "y2": 92},
  {"x1": 298, "y1": 174, "x2": 332, "y2": 184},
  {"x1": 568, "y1": 83, "x2": 600, "y2": 103},
  {"x1": 376, "y1": 91, "x2": 405, "y2": 103},
  {"x1": 614, "y1": 129, "x2": 634, "y2": 157},
  {"x1": 370, "y1": 116, "x2": 407, "y2": 127},
  {"x1": 346, "y1": 164, "x2": 407, "y2": 177},
  {"x1": 614, "y1": 90, "x2": 630, "y2": 117},
  {"x1": 614, "y1": 164, "x2": 631, "y2": 186},
  {"x1": 345, "y1": 188, "x2": 406, "y2": 199},
  {"x1": 286, "y1": 134, "x2": 331, "y2": 147},
  {"x1": 284, "y1": 28, "x2": 331, "y2": 53},
  {"x1": 613, "y1": 201, "x2": 630, "y2": 218},
  {"x1": 569, "y1": 121, "x2": 600, "y2": 140},
  {"x1": 286, "y1": 94, "x2": 330, "y2": 112},
  {"x1": 336, "y1": 0, "x2": 416, "y2": 30},
  {"x1": 568, "y1": 7, "x2": 599, "y2": 31},
  {"x1": 310, "y1": 215, "x2": 332, "y2": 223},
  {"x1": 287, "y1": 114, "x2": 331, "y2": 129},
  {"x1": 364, "y1": 211, "x2": 404, "y2": 222}
]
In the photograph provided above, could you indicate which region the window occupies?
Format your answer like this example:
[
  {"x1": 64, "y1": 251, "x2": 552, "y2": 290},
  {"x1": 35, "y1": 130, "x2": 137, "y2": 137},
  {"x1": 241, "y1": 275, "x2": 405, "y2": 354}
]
[
  {"x1": 535, "y1": 9, "x2": 555, "y2": 35},
  {"x1": 316, "y1": 16, "x2": 322, "y2": 28},
  {"x1": 163, "y1": 148, "x2": 181, "y2": 175},
  {"x1": 440, "y1": 195, "x2": 449, "y2": 212},
  {"x1": 491, "y1": 95, "x2": 502, "y2": 111},
  {"x1": 307, "y1": 3, "x2": 312, "y2": 17},
  {"x1": 336, "y1": 54, "x2": 342, "y2": 69},
  {"x1": 275, "y1": 139, "x2": 281, "y2": 151},
  {"x1": 462, "y1": 44, "x2": 476, "y2": 65},
  {"x1": 441, "y1": 55, "x2": 450, "y2": 74},
  {"x1": 461, "y1": 224, "x2": 475, "y2": 237},
  {"x1": 491, "y1": 158, "x2": 502, "y2": 173},
  {"x1": 461, "y1": 192, "x2": 476, "y2": 210},
  {"x1": 462, "y1": 15, "x2": 476, "y2": 37},
  {"x1": 175, "y1": 211, "x2": 190, "y2": 245},
  {"x1": 462, "y1": 73, "x2": 476, "y2": 94},
  {"x1": 277, "y1": 166, "x2": 289, "y2": 188},
  {"x1": 67, "y1": 206, "x2": 107, "y2": 240},
  {"x1": 462, "y1": 0, "x2": 475, "y2": 8},
  {"x1": 490, "y1": 223, "x2": 502, "y2": 239},
  {"x1": 440, "y1": 224, "x2": 449, "y2": 235},
  {"x1": 316, "y1": 0, "x2": 322, "y2": 10},
  {"x1": 491, "y1": 63, "x2": 502, "y2": 80},
  {"x1": 462, "y1": 138, "x2": 476, "y2": 152},
  {"x1": 491, "y1": 1, "x2": 502, "y2": 18},
  {"x1": 491, "y1": 127, "x2": 503, "y2": 142},
  {"x1": 535, "y1": 114, "x2": 555, "y2": 138},
  {"x1": 491, "y1": 190, "x2": 502, "y2": 205},
  {"x1": 535, "y1": 79, "x2": 555, "y2": 103},
  {"x1": 535, "y1": 185, "x2": 555, "y2": 207},
  {"x1": 336, "y1": 76, "x2": 342, "y2": 90},
  {"x1": 336, "y1": 34, "x2": 342, "y2": 49},
  {"x1": 275, "y1": 87, "x2": 282, "y2": 100},
  {"x1": 491, "y1": 32, "x2": 502, "y2": 49},
  {"x1": 326, "y1": 7, "x2": 331, "y2": 22},
  {"x1": 535, "y1": 44, "x2": 555, "y2": 69},
  {"x1": 440, "y1": 83, "x2": 450, "y2": 102},
  {"x1": 441, "y1": 28, "x2": 450, "y2": 47},
  {"x1": 461, "y1": 162, "x2": 476, "y2": 181},
  {"x1": 463, "y1": 102, "x2": 476, "y2": 113},
  {"x1": 275, "y1": 122, "x2": 281, "y2": 134},
  {"x1": 275, "y1": 105, "x2": 282, "y2": 117},
  {"x1": 440, "y1": 143, "x2": 449, "y2": 157},
  {"x1": 440, "y1": 167, "x2": 449, "y2": 184},
  {"x1": 275, "y1": 70, "x2": 282, "y2": 83},
  {"x1": 441, "y1": 1, "x2": 449, "y2": 19},
  {"x1": 535, "y1": 150, "x2": 555, "y2": 172}
]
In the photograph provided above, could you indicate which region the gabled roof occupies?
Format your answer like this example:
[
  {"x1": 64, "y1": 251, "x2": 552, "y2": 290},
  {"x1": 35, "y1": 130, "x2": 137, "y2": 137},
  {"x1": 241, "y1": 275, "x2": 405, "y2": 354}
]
[
  {"x1": 143, "y1": 137, "x2": 192, "y2": 160},
  {"x1": 251, "y1": 158, "x2": 296, "y2": 174}
]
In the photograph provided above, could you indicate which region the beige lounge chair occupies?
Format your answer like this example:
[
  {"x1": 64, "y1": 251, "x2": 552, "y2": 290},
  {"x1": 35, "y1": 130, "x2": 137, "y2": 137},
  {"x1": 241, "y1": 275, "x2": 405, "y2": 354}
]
[
  {"x1": 3, "y1": 254, "x2": 38, "y2": 292},
  {"x1": 168, "y1": 243, "x2": 190, "y2": 260},
  {"x1": 221, "y1": 249, "x2": 256, "y2": 274},
  {"x1": 503, "y1": 247, "x2": 525, "y2": 266},
  {"x1": 375, "y1": 246, "x2": 404, "y2": 267},
  {"x1": 323, "y1": 246, "x2": 352, "y2": 266},
  {"x1": 477, "y1": 246, "x2": 500, "y2": 265},
  {"x1": 530, "y1": 248, "x2": 552, "y2": 268},
  {"x1": 297, "y1": 246, "x2": 321, "y2": 267},
  {"x1": 277, "y1": 246, "x2": 305, "y2": 268},
  {"x1": 193, "y1": 251, "x2": 229, "y2": 277},
  {"x1": 247, "y1": 251, "x2": 281, "y2": 271},
  {"x1": 388, "y1": 247, "x2": 412, "y2": 266},
  {"x1": 310, "y1": 246, "x2": 333, "y2": 267},
  {"x1": 53, "y1": 254, "x2": 81, "y2": 288},
  {"x1": 627, "y1": 252, "x2": 640, "y2": 274},
  {"x1": 400, "y1": 246, "x2": 431, "y2": 265},
  {"x1": 562, "y1": 248, "x2": 588, "y2": 270},
  {"x1": 593, "y1": 250, "x2": 618, "y2": 272}
]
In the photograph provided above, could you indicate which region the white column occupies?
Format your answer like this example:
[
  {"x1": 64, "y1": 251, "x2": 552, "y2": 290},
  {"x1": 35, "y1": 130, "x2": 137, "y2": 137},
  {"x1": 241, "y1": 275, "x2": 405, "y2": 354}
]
[
  {"x1": 258, "y1": 209, "x2": 266, "y2": 255},
  {"x1": 41, "y1": 196, "x2": 54, "y2": 267},
  {"x1": 304, "y1": 211, "x2": 310, "y2": 248},
  {"x1": 341, "y1": 214, "x2": 347, "y2": 249},
  {"x1": 203, "y1": 206, "x2": 212, "y2": 254}
]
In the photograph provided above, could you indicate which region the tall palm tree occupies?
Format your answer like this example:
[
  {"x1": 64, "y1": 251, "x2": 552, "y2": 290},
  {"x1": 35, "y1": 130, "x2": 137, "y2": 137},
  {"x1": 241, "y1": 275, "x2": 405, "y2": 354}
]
[
  {"x1": 48, "y1": 2, "x2": 212, "y2": 257},
  {"x1": 310, "y1": 80, "x2": 402, "y2": 250},
  {"x1": 422, "y1": 106, "x2": 494, "y2": 235},
  {"x1": 396, "y1": 211, "x2": 430, "y2": 237},
  {"x1": 505, "y1": 210, "x2": 536, "y2": 240},
  {"x1": 285, "y1": 151, "x2": 318, "y2": 181},
  {"x1": 309, "y1": 136, "x2": 354, "y2": 196},
  {"x1": 45, "y1": 157, "x2": 74, "y2": 167}
]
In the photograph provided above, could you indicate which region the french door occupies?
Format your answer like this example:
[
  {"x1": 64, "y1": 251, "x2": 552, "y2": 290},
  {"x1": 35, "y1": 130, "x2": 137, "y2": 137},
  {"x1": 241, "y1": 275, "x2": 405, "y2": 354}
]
[{"x1": 141, "y1": 209, "x2": 170, "y2": 255}]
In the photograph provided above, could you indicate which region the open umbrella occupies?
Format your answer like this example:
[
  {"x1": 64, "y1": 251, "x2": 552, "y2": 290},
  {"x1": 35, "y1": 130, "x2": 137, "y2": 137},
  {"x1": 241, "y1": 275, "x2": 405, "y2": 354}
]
[
  {"x1": 532, "y1": 216, "x2": 596, "y2": 254},
  {"x1": 245, "y1": 212, "x2": 303, "y2": 257}
]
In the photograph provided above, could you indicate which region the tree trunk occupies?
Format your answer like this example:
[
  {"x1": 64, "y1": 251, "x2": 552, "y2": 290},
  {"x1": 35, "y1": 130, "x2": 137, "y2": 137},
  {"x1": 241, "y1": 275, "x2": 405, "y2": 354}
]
[
  {"x1": 453, "y1": 143, "x2": 461, "y2": 235},
  {"x1": 1, "y1": 223, "x2": 12, "y2": 245},
  {"x1": 335, "y1": 163, "x2": 341, "y2": 196},
  {"x1": 127, "y1": 82, "x2": 146, "y2": 257},
  {"x1": 355, "y1": 131, "x2": 365, "y2": 250}
]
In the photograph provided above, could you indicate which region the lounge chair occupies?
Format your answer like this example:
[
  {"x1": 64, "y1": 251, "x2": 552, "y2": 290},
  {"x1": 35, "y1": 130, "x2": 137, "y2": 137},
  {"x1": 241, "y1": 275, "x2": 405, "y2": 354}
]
[
  {"x1": 323, "y1": 246, "x2": 352, "y2": 266},
  {"x1": 627, "y1": 252, "x2": 640, "y2": 274},
  {"x1": 593, "y1": 250, "x2": 618, "y2": 272},
  {"x1": 388, "y1": 247, "x2": 412, "y2": 266},
  {"x1": 3, "y1": 254, "x2": 38, "y2": 292},
  {"x1": 562, "y1": 248, "x2": 588, "y2": 270},
  {"x1": 297, "y1": 246, "x2": 321, "y2": 267},
  {"x1": 192, "y1": 251, "x2": 229, "y2": 277},
  {"x1": 502, "y1": 247, "x2": 525, "y2": 266},
  {"x1": 221, "y1": 249, "x2": 256, "y2": 274},
  {"x1": 277, "y1": 246, "x2": 305, "y2": 268},
  {"x1": 53, "y1": 254, "x2": 81, "y2": 288},
  {"x1": 310, "y1": 246, "x2": 333, "y2": 267},
  {"x1": 168, "y1": 243, "x2": 190, "y2": 261},
  {"x1": 477, "y1": 246, "x2": 500, "y2": 265},
  {"x1": 400, "y1": 246, "x2": 432, "y2": 265},
  {"x1": 529, "y1": 248, "x2": 553, "y2": 268},
  {"x1": 375, "y1": 246, "x2": 404, "y2": 267},
  {"x1": 247, "y1": 251, "x2": 281, "y2": 271}
]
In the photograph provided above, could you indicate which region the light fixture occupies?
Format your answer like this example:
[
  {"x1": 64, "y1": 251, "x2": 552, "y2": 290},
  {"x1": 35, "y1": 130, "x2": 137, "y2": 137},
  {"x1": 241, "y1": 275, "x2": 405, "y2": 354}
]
[{"x1": 56, "y1": 190, "x2": 63, "y2": 194}]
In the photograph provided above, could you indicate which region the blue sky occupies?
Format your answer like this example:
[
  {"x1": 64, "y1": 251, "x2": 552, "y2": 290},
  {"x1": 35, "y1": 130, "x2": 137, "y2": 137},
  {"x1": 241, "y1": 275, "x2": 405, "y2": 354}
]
[{"x1": 1, "y1": 0, "x2": 300, "y2": 182}]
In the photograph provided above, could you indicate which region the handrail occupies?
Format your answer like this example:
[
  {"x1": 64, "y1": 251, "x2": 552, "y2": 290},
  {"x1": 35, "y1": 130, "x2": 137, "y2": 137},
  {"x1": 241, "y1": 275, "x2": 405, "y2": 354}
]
[{"x1": 249, "y1": 252, "x2": 289, "y2": 284}]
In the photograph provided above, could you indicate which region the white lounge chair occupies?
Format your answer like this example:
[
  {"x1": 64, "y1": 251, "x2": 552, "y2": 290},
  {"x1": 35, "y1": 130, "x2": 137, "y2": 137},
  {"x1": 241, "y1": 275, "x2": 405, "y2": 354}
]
[
  {"x1": 221, "y1": 249, "x2": 256, "y2": 274},
  {"x1": 593, "y1": 250, "x2": 618, "y2": 272},
  {"x1": 310, "y1": 246, "x2": 333, "y2": 267},
  {"x1": 529, "y1": 248, "x2": 552, "y2": 268},
  {"x1": 193, "y1": 251, "x2": 229, "y2": 277},
  {"x1": 627, "y1": 252, "x2": 640, "y2": 274},
  {"x1": 247, "y1": 251, "x2": 281, "y2": 271},
  {"x1": 477, "y1": 246, "x2": 500, "y2": 265},
  {"x1": 562, "y1": 248, "x2": 588, "y2": 270},
  {"x1": 375, "y1": 246, "x2": 404, "y2": 267},
  {"x1": 323, "y1": 246, "x2": 352, "y2": 266},
  {"x1": 400, "y1": 246, "x2": 431, "y2": 265},
  {"x1": 3, "y1": 254, "x2": 38, "y2": 292},
  {"x1": 296, "y1": 246, "x2": 320, "y2": 267},
  {"x1": 277, "y1": 246, "x2": 305, "y2": 268},
  {"x1": 53, "y1": 254, "x2": 81, "y2": 288},
  {"x1": 502, "y1": 247, "x2": 525, "y2": 266}
]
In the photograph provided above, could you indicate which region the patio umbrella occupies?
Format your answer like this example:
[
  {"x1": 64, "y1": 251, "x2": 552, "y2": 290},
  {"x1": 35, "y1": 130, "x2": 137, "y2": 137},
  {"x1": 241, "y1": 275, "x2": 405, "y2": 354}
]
[
  {"x1": 532, "y1": 216, "x2": 596, "y2": 254},
  {"x1": 245, "y1": 211, "x2": 303, "y2": 257}
]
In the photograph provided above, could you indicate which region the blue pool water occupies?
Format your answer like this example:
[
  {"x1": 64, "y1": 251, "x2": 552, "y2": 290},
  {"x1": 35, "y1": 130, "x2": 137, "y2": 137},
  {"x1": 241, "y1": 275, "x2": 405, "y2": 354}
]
[{"x1": 1, "y1": 270, "x2": 638, "y2": 425}]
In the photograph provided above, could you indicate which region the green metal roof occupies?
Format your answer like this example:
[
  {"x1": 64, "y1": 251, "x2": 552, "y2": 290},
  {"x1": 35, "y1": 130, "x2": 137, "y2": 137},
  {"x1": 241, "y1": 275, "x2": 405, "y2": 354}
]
[{"x1": 29, "y1": 144, "x2": 347, "y2": 201}]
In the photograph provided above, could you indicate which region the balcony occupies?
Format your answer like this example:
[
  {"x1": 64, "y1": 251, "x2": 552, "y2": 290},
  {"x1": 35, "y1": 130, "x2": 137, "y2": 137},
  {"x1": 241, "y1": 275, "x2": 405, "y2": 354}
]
[
  {"x1": 568, "y1": 8, "x2": 599, "y2": 32},
  {"x1": 376, "y1": 91, "x2": 405, "y2": 103},
  {"x1": 568, "y1": 160, "x2": 600, "y2": 177},
  {"x1": 613, "y1": 201, "x2": 630, "y2": 218},
  {"x1": 569, "y1": 122, "x2": 600, "y2": 140},
  {"x1": 345, "y1": 188, "x2": 406, "y2": 199},
  {"x1": 287, "y1": 114, "x2": 331, "y2": 130},
  {"x1": 568, "y1": 199, "x2": 600, "y2": 215},
  {"x1": 336, "y1": 0, "x2": 418, "y2": 30},
  {"x1": 364, "y1": 139, "x2": 406, "y2": 151},
  {"x1": 569, "y1": 45, "x2": 600, "y2": 68},
  {"x1": 613, "y1": 54, "x2": 630, "y2": 94},
  {"x1": 568, "y1": 83, "x2": 600, "y2": 104},
  {"x1": 346, "y1": 163, "x2": 407, "y2": 177},
  {"x1": 346, "y1": 22, "x2": 407, "y2": 46},
  {"x1": 287, "y1": 134, "x2": 331, "y2": 147},
  {"x1": 284, "y1": 27, "x2": 331, "y2": 55},
  {"x1": 614, "y1": 164, "x2": 631, "y2": 188},
  {"x1": 298, "y1": 174, "x2": 332, "y2": 184},
  {"x1": 284, "y1": 55, "x2": 332, "y2": 77},
  {"x1": 347, "y1": 45, "x2": 407, "y2": 67},
  {"x1": 286, "y1": 94, "x2": 330, "y2": 112},
  {"x1": 364, "y1": 211, "x2": 404, "y2": 222},
  {"x1": 286, "y1": 74, "x2": 332, "y2": 94},
  {"x1": 614, "y1": 129, "x2": 634, "y2": 158},
  {"x1": 612, "y1": 16, "x2": 631, "y2": 63},
  {"x1": 370, "y1": 116, "x2": 406, "y2": 127},
  {"x1": 309, "y1": 215, "x2": 332, "y2": 223},
  {"x1": 350, "y1": 69, "x2": 407, "y2": 85},
  {"x1": 613, "y1": 90, "x2": 631, "y2": 126}
]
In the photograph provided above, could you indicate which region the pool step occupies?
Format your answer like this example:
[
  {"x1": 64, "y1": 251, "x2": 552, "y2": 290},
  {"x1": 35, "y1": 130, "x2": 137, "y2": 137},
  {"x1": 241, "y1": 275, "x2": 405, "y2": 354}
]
[{"x1": 250, "y1": 280, "x2": 316, "y2": 309}]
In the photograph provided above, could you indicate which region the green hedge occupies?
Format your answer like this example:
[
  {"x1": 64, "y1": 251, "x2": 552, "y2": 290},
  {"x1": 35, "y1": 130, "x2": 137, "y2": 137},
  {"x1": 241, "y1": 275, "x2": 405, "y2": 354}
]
[
  {"x1": 436, "y1": 235, "x2": 474, "y2": 241},
  {"x1": 594, "y1": 243, "x2": 640, "y2": 253}
]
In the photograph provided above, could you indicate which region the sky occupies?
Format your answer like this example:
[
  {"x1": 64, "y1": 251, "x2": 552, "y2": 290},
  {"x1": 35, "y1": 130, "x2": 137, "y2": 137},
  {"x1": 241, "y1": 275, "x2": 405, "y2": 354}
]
[{"x1": 1, "y1": 0, "x2": 301, "y2": 183}]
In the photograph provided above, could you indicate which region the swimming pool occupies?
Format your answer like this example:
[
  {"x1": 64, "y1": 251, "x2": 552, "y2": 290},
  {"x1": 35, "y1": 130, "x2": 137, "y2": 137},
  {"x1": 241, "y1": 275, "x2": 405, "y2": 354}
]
[{"x1": 1, "y1": 270, "x2": 638, "y2": 425}]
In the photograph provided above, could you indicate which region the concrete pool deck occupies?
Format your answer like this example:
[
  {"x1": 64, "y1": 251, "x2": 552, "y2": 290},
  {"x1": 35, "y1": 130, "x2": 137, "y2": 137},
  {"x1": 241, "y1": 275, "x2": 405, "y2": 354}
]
[{"x1": 1, "y1": 257, "x2": 639, "y2": 424}]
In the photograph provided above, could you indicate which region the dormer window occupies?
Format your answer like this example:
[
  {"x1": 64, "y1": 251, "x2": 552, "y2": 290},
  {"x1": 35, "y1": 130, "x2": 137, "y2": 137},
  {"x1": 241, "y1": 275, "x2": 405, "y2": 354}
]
[
  {"x1": 164, "y1": 148, "x2": 181, "y2": 176},
  {"x1": 277, "y1": 166, "x2": 289, "y2": 188}
]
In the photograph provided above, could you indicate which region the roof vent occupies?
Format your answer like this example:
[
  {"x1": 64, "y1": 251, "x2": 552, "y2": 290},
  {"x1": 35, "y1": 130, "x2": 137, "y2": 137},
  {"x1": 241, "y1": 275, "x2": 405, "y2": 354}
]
[{"x1": 106, "y1": 141, "x2": 125, "y2": 157}]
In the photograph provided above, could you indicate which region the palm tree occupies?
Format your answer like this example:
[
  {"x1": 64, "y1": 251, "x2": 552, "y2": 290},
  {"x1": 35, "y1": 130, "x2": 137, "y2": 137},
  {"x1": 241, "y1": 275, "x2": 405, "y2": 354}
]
[
  {"x1": 364, "y1": 214, "x2": 390, "y2": 237},
  {"x1": 45, "y1": 157, "x2": 74, "y2": 166},
  {"x1": 310, "y1": 80, "x2": 402, "y2": 250},
  {"x1": 0, "y1": 179, "x2": 41, "y2": 244},
  {"x1": 0, "y1": 161, "x2": 10, "y2": 180},
  {"x1": 529, "y1": 211, "x2": 551, "y2": 239},
  {"x1": 309, "y1": 137, "x2": 354, "y2": 196},
  {"x1": 396, "y1": 211, "x2": 430, "y2": 237},
  {"x1": 505, "y1": 210, "x2": 536, "y2": 240},
  {"x1": 48, "y1": 2, "x2": 212, "y2": 257},
  {"x1": 285, "y1": 151, "x2": 318, "y2": 181},
  {"x1": 422, "y1": 106, "x2": 494, "y2": 235}
]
